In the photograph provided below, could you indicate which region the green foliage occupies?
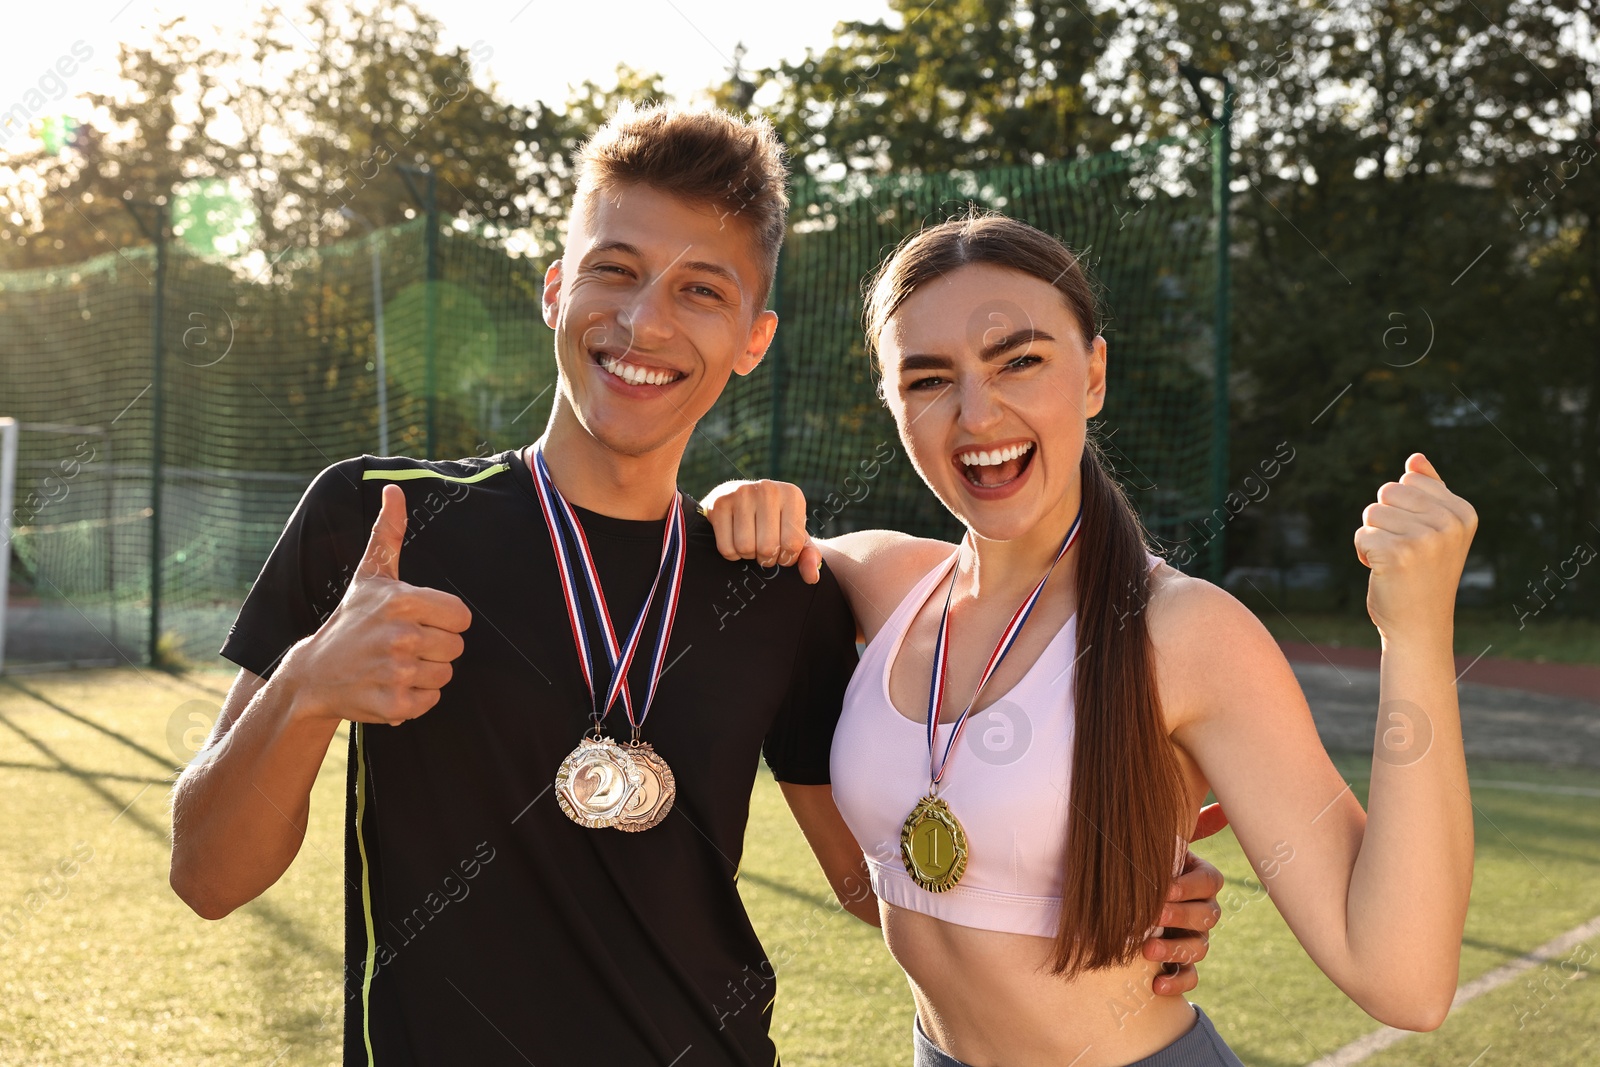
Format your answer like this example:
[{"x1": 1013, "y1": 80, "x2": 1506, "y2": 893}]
[
  {"x1": 170, "y1": 178, "x2": 256, "y2": 257},
  {"x1": 752, "y1": 0, "x2": 1130, "y2": 176}
]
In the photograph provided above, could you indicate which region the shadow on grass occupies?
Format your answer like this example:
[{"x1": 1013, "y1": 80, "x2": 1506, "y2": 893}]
[
  {"x1": 2, "y1": 677, "x2": 180, "y2": 771},
  {"x1": 0, "y1": 758, "x2": 173, "y2": 786},
  {"x1": 0, "y1": 705, "x2": 342, "y2": 977},
  {"x1": 1461, "y1": 933, "x2": 1550, "y2": 961}
]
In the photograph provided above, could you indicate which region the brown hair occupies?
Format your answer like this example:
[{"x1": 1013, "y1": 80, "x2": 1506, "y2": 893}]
[
  {"x1": 573, "y1": 102, "x2": 789, "y2": 311},
  {"x1": 864, "y1": 210, "x2": 1189, "y2": 977}
]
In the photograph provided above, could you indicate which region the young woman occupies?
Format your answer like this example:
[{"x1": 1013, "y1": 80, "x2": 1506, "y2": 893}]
[{"x1": 703, "y1": 212, "x2": 1477, "y2": 1067}]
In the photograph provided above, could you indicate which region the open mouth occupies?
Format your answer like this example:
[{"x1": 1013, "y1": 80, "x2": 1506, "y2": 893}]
[
  {"x1": 593, "y1": 349, "x2": 686, "y2": 388},
  {"x1": 954, "y1": 441, "x2": 1036, "y2": 489}
]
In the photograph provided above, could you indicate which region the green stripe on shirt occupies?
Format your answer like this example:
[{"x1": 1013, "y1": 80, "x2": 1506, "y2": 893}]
[{"x1": 362, "y1": 463, "x2": 510, "y2": 485}]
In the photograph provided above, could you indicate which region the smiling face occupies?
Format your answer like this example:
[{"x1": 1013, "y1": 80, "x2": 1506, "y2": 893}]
[
  {"x1": 879, "y1": 262, "x2": 1108, "y2": 544},
  {"x1": 542, "y1": 181, "x2": 777, "y2": 458}
]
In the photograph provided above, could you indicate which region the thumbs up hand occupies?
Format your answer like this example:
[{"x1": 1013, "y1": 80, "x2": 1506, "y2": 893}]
[
  {"x1": 359, "y1": 480, "x2": 407, "y2": 582},
  {"x1": 293, "y1": 483, "x2": 473, "y2": 726}
]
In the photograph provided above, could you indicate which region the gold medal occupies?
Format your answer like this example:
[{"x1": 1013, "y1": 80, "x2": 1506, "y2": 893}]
[
  {"x1": 900, "y1": 794, "x2": 968, "y2": 892},
  {"x1": 555, "y1": 736, "x2": 643, "y2": 828},
  {"x1": 897, "y1": 510, "x2": 1083, "y2": 894},
  {"x1": 614, "y1": 741, "x2": 677, "y2": 832}
]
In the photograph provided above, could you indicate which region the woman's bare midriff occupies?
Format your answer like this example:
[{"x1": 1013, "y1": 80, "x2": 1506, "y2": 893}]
[{"x1": 882, "y1": 903, "x2": 1199, "y2": 1067}]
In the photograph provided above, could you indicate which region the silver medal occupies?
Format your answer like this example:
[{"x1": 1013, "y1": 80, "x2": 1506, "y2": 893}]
[{"x1": 555, "y1": 736, "x2": 643, "y2": 828}]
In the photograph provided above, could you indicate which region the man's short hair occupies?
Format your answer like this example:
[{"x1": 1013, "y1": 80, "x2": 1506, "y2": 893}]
[{"x1": 572, "y1": 102, "x2": 789, "y2": 312}]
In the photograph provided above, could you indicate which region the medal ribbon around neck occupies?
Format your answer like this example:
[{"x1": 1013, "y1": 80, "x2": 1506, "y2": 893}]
[
  {"x1": 924, "y1": 500, "x2": 1084, "y2": 787},
  {"x1": 531, "y1": 447, "x2": 687, "y2": 737}
]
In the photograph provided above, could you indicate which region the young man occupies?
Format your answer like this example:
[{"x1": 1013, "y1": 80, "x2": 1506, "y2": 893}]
[{"x1": 169, "y1": 104, "x2": 1219, "y2": 1066}]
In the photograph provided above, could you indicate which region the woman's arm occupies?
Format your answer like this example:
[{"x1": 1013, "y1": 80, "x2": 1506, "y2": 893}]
[
  {"x1": 700, "y1": 479, "x2": 956, "y2": 641},
  {"x1": 1164, "y1": 453, "x2": 1476, "y2": 1030}
]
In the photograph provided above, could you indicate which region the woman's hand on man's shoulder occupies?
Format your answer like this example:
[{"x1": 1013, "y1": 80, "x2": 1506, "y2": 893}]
[
  {"x1": 699, "y1": 481, "x2": 955, "y2": 635},
  {"x1": 701, "y1": 479, "x2": 821, "y2": 581}
]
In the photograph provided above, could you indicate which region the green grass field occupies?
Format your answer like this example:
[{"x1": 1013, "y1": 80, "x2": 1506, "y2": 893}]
[
  {"x1": 1, "y1": 667, "x2": 1596, "y2": 1066},
  {"x1": 1242, "y1": 606, "x2": 1600, "y2": 667}
]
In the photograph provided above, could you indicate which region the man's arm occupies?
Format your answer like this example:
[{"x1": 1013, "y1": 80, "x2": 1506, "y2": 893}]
[
  {"x1": 779, "y1": 783, "x2": 880, "y2": 926},
  {"x1": 170, "y1": 482, "x2": 471, "y2": 918},
  {"x1": 169, "y1": 659, "x2": 343, "y2": 918}
]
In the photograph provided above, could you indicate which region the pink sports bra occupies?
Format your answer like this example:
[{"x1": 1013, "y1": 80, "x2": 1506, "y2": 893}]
[{"x1": 830, "y1": 547, "x2": 1171, "y2": 938}]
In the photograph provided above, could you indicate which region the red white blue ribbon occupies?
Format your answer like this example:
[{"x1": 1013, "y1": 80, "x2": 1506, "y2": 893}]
[
  {"x1": 531, "y1": 446, "x2": 687, "y2": 736},
  {"x1": 924, "y1": 501, "x2": 1083, "y2": 785}
]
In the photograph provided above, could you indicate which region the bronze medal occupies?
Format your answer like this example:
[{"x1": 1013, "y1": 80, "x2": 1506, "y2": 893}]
[
  {"x1": 900, "y1": 793, "x2": 969, "y2": 892},
  {"x1": 614, "y1": 741, "x2": 677, "y2": 832},
  {"x1": 555, "y1": 736, "x2": 643, "y2": 829}
]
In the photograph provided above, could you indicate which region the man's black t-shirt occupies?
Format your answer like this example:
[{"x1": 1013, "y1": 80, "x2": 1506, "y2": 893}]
[{"x1": 218, "y1": 447, "x2": 859, "y2": 1066}]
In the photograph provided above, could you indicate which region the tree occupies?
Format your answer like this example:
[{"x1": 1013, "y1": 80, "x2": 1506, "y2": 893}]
[
  {"x1": 1143, "y1": 0, "x2": 1597, "y2": 609},
  {"x1": 749, "y1": 0, "x2": 1134, "y2": 178},
  {"x1": 0, "y1": 1, "x2": 538, "y2": 269}
]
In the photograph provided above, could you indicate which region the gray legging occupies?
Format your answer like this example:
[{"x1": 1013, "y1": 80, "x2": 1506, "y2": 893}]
[{"x1": 912, "y1": 1003, "x2": 1247, "y2": 1067}]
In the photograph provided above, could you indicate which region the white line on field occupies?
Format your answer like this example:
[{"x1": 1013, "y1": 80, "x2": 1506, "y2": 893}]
[{"x1": 1304, "y1": 912, "x2": 1600, "y2": 1067}]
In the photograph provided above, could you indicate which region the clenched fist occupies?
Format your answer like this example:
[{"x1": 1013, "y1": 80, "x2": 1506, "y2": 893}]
[
  {"x1": 700, "y1": 478, "x2": 823, "y2": 583},
  {"x1": 1354, "y1": 453, "x2": 1478, "y2": 642},
  {"x1": 293, "y1": 482, "x2": 473, "y2": 725}
]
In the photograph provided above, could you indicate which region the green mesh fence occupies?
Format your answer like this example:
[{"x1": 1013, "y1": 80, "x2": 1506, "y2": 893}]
[
  {"x1": 0, "y1": 139, "x2": 1219, "y2": 670},
  {"x1": 687, "y1": 137, "x2": 1222, "y2": 552},
  {"x1": 0, "y1": 221, "x2": 557, "y2": 669}
]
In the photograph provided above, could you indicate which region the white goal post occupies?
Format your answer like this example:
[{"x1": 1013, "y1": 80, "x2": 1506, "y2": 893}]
[
  {"x1": 0, "y1": 418, "x2": 121, "y2": 675},
  {"x1": 0, "y1": 417, "x2": 15, "y2": 674}
]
